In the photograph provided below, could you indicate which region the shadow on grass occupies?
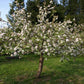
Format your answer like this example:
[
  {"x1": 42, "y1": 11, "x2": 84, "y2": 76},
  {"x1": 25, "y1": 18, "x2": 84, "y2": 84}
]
[
  {"x1": 0, "y1": 53, "x2": 39, "y2": 64},
  {"x1": 14, "y1": 58, "x2": 84, "y2": 84}
]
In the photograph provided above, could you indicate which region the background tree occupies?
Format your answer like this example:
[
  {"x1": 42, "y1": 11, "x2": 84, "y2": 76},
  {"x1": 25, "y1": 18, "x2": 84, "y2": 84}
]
[
  {"x1": 65, "y1": 0, "x2": 79, "y2": 19},
  {"x1": 55, "y1": 4, "x2": 65, "y2": 22},
  {"x1": 59, "y1": 0, "x2": 84, "y2": 24},
  {"x1": 79, "y1": 0, "x2": 84, "y2": 23},
  {"x1": 26, "y1": 0, "x2": 39, "y2": 25}
]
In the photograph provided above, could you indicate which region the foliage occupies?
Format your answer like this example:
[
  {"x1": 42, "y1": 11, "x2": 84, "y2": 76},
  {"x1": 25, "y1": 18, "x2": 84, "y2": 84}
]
[
  {"x1": 26, "y1": 0, "x2": 39, "y2": 25},
  {"x1": 60, "y1": 0, "x2": 84, "y2": 24},
  {"x1": 0, "y1": 0, "x2": 84, "y2": 58}
]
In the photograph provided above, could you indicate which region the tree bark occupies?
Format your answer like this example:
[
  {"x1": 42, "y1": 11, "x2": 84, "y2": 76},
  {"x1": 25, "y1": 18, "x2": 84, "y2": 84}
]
[{"x1": 37, "y1": 55, "x2": 44, "y2": 78}]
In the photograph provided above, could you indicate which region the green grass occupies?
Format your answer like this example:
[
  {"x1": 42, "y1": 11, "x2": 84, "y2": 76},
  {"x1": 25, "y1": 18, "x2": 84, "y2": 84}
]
[{"x1": 0, "y1": 54, "x2": 84, "y2": 84}]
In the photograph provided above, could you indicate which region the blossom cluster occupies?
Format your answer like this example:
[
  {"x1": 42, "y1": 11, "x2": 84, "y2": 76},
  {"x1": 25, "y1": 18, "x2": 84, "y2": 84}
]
[{"x1": 0, "y1": 0, "x2": 83, "y2": 59}]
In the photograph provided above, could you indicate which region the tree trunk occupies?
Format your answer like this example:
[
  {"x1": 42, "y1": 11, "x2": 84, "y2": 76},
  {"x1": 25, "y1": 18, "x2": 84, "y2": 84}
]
[{"x1": 37, "y1": 55, "x2": 44, "y2": 78}]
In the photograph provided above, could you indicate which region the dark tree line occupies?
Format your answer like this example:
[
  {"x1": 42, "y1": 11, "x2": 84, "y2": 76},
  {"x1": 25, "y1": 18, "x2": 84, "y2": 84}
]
[{"x1": 60, "y1": 0, "x2": 84, "y2": 24}]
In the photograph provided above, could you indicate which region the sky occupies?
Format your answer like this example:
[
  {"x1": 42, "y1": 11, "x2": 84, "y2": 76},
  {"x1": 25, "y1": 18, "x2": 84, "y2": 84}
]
[
  {"x1": 0, "y1": 0, "x2": 60, "y2": 21},
  {"x1": 0, "y1": 0, "x2": 27, "y2": 21},
  {"x1": 0, "y1": 0, "x2": 11, "y2": 21}
]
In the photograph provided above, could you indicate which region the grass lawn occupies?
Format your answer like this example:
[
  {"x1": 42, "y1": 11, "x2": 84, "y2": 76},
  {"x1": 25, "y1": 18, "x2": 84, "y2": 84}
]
[{"x1": 0, "y1": 54, "x2": 84, "y2": 84}]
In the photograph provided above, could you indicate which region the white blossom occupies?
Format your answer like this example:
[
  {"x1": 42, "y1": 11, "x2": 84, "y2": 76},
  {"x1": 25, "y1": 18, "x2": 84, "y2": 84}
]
[
  {"x1": 45, "y1": 48, "x2": 48, "y2": 52},
  {"x1": 75, "y1": 38, "x2": 79, "y2": 42},
  {"x1": 66, "y1": 39, "x2": 69, "y2": 42},
  {"x1": 14, "y1": 52, "x2": 17, "y2": 56}
]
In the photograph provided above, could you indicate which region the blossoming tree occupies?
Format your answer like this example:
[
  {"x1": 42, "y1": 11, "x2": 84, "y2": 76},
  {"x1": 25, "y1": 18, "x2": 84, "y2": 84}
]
[{"x1": 0, "y1": 0, "x2": 83, "y2": 78}]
